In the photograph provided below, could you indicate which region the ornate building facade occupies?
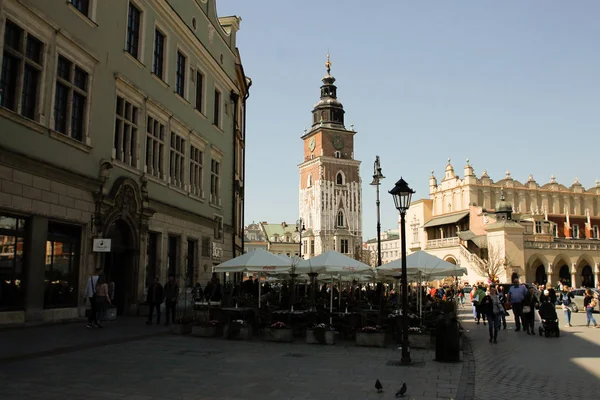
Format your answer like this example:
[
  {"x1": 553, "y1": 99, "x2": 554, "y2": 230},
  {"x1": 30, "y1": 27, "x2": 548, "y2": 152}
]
[
  {"x1": 298, "y1": 56, "x2": 362, "y2": 259},
  {"x1": 0, "y1": 0, "x2": 250, "y2": 324},
  {"x1": 401, "y1": 159, "x2": 600, "y2": 288}
]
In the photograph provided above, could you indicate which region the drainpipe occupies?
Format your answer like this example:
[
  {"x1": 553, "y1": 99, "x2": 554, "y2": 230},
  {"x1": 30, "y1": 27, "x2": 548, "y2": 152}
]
[
  {"x1": 241, "y1": 80, "x2": 251, "y2": 257},
  {"x1": 230, "y1": 90, "x2": 240, "y2": 265}
]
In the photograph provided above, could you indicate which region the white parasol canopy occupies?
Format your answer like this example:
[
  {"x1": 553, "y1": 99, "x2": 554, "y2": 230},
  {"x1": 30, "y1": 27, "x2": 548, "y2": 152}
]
[
  {"x1": 377, "y1": 250, "x2": 466, "y2": 278},
  {"x1": 296, "y1": 250, "x2": 373, "y2": 275},
  {"x1": 213, "y1": 249, "x2": 293, "y2": 273}
]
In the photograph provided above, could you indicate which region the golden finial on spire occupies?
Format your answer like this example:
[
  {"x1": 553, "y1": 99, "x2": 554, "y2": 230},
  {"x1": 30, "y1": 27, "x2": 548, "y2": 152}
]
[{"x1": 325, "y1": 52, "x2": 331, "y2": 75}]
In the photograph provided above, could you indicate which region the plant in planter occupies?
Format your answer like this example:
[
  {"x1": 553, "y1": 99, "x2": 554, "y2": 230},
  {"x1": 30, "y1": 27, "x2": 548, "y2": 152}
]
[
  {"x1": 306, "y1": 323, "x2": 336, "y2": 345},
  {"x1": 407, "y1": 326, "x2": 432, "y2": 349},
  {"x1": 356, "y1": 325, "x2": 385, "y2": 347},
  {"x1": 170, "y1": 315, "x2": 196, "y2": 335},
  {"x1": 224, "y1": 319, "x2": 252, "y2": 340},
  {"x1": 191, "y1": 320, "x2": 222, "y2": 338},
  {"x1": 266, "y1": 321, "x2": 294, "y2": 342}
]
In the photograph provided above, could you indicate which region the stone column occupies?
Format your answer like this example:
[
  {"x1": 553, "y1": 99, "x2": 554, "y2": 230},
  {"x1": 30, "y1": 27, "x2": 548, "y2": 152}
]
[
  {"x1": 571, "y1": 263, "x2": 577, "y2": 288},
  {"x1": 594, "y1": 263, "x2": 599, "y2": 288},
  {"x1": 24, "y1": 216, "x2": 49, "y2": 322},
  {"x1": 546, "y1": 263, "x2": 553, "y2": 286}
]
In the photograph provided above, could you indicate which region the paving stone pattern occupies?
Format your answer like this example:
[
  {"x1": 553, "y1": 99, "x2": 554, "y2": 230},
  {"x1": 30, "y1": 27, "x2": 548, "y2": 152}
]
[
  {"x1": 460, "y1": 307, "x2": 600, "y2": 400},
  {"x1": 0, "y1": 322, "x2": 466, "y2": 400}
]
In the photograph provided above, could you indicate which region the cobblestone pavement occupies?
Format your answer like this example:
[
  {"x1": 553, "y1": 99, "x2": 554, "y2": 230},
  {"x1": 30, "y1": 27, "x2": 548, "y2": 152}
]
[
  {"x1": 459, "y1": 306, "x2": 600, "y2": 400},
  {"x1": 0, "y1": 320, "x2": 466, "y2": 400}
]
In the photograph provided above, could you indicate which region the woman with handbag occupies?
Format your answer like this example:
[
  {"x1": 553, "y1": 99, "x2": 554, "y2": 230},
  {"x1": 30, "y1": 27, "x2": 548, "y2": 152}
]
[
  {"x1": 583, "y1": 289, "x2": 598, "y2": 328},
  {"x1": 522, "y1": 286, "x2": 539, "y2": 335},
  {"x1": 482, "y1": 286, "x2": 504, "y2": 343}
]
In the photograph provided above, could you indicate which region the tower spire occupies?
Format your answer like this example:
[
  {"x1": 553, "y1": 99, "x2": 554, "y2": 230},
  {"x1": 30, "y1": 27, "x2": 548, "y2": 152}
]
[{"x1": 326, "y1": 53, "x2": 331, "y2": 75}]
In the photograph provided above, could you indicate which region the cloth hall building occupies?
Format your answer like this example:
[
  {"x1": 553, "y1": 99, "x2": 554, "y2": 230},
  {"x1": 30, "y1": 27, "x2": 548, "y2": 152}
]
[
  {"x1": 0, "y1": 0, "x2": 250, "y2": 324},
  {"x1": 401, "y1": 159, "x2": 600, "y2": 288}
]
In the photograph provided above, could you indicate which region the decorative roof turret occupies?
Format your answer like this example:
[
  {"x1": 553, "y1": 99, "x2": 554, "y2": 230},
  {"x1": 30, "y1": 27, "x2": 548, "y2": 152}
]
[
  {"x1": 311, "y1": 53, "x2": 345, "y2": 128},
  {"x1": 463, "y1": 158, "x2": 475, "y2": 177},
  {"x1": 443, "y1": 157, "x2": 456, "y2": 180},
  {"x1": 429, "y1": 169, "x2": 438, "y2": 189},
  {"x1": 495, "y1": 188, "x2": 513, "y2": 213}
]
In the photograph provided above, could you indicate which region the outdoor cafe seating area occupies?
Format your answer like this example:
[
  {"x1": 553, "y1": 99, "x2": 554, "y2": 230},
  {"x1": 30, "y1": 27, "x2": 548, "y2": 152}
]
[{"x1": 182, "y1": 250, "x2": 465, "y2": 346}]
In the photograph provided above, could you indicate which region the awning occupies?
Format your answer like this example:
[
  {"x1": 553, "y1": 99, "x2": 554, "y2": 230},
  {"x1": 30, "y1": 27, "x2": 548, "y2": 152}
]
[
  {"x1": 422, "y1": 211, "x2": 470, "y2": 228},
  {"x1": 458, "y1": 230, "x2": 488, "y2": 248}
]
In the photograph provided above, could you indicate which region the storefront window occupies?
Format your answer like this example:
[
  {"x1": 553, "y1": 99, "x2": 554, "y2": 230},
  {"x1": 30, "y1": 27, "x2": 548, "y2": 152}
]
[
  {"x1": 0, "y1": 215, "x2": 26, "y2": 310},
  {"x1": 44, "y1": 222, "x2": 81, "y2": 308}
]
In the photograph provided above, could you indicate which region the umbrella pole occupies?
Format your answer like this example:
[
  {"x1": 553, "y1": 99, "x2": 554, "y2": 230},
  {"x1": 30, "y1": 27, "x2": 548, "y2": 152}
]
[
  {"x1": 258, "y1": 273, "x2": 262, "y2": 309},
  {"x1": 329, "y1": 274, "x2": 334, "y2": 325},
  {"x1": 308, "y1": 272, "x2": 318, "y2": 312}
]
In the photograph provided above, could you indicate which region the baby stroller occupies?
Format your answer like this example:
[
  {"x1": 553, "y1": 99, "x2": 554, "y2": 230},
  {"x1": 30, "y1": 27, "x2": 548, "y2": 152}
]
[{"x1": 538, "y1": 301, "x2": 560, "y2": 338}]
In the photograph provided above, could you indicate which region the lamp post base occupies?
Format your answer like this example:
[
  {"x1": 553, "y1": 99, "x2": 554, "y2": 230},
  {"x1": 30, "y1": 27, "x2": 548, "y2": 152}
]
[{"x1": 400, "y1": 357, "x2": 412, "y2": 365}]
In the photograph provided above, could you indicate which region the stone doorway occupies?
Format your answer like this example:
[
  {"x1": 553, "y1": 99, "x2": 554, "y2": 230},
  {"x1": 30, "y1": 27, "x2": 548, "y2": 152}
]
[
  {"x1": 558, "y1": 265, "x2": 571, "y2": 287},
  {"x1": 582, "y1": 265, "x2": 593, "y2": 288},
  {"x1": 104, "y1": 219, "x2": 136, "y2": 316},
  {"x1": 535, "y1": 265, "x2": 547, "y2": 285}
]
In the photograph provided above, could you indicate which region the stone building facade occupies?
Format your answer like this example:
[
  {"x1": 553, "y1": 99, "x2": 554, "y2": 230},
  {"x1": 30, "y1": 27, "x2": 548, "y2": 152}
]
[
  {"x1": 0, "y1": 0, "x2": 250, "y2": 324},
  {"x1": 298, "y1": 56, "x2": 362, "y2": 259},
  {"x1": 398, "y1": 159, "x2": 600, "y2": 287}
]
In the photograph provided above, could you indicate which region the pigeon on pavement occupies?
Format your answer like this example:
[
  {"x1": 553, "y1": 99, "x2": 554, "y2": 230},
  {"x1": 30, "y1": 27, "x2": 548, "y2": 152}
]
[
  {"x1": 375, "y1": 379, "x2": 383, "y2": 393},
  {"x1": 395, "y1": 383, "x2": 407, "y2": 397}
]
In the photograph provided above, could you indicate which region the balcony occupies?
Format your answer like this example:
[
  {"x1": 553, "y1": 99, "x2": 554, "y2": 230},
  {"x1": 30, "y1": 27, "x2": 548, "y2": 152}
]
[{"x1": 426, "y1": 236, "x2": 460, "y2": 249}]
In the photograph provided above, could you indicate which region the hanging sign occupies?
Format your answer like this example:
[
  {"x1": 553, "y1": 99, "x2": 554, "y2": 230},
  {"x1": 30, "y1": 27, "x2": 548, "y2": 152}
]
[{"x1": 93, "y1": 238, "x2": 112, "y2": 252}]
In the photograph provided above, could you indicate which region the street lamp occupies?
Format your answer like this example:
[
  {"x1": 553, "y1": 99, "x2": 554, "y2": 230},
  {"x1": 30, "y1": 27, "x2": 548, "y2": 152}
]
[
  {"x1": 295, "y1": 218, "x2": 306, "y2": 258},
  {"x1": 370, "y1": 156, "x2": 385, "y2": 323},
  {"x1": 289, "y1": 218, "x2": 306, "y2": 310},
  {"x1": 389, "y1": 177, "x2": 415, "y2": 365}
]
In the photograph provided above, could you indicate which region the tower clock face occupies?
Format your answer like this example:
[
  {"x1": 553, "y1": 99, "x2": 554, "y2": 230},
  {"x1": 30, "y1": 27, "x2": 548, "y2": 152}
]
[
  {"x1": 332, "y1": 134, "x2": 344, "y2": 150},
  {"x1": 308, "y1": 137, "x2": 316, "y2": 151}
]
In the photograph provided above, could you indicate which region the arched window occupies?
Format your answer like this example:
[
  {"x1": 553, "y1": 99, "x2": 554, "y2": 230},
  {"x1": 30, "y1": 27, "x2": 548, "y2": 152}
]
[
  {"x1": 336, "y1": 172, "x2": 344, "y2": 185},
  {"x1": 337, "y1": 210, "x2": 345, "y2": 227},
  {"x1": 307, "y1": 174, "x2": 312, "y2": 187}
]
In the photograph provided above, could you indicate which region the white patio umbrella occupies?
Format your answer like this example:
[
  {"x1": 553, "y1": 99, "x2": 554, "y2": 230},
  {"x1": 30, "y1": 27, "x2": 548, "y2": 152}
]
[
  {"x1": 296, "y1": 251, "x2": 373, "y2": 322},
  {"x1": 214, "y1": 249, "x2": 293, "y2": 308}
]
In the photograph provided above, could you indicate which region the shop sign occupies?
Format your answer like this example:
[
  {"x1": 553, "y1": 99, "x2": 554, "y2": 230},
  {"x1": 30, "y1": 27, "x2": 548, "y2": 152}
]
[{"x1": 93, "y1": 238, "x2": 111, "y2": 252}]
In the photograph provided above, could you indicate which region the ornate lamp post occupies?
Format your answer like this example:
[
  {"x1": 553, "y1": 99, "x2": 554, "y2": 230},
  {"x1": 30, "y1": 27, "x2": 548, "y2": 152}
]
[
  {"x1": 389, "y1": 177, "x2": 415, "y2": 365},
  {"x1": 290, "y1": 218, "x2": 306, "y2": 310},
  {"x1": 370, "y1": 156, "x2": 385, "y2": 322}
]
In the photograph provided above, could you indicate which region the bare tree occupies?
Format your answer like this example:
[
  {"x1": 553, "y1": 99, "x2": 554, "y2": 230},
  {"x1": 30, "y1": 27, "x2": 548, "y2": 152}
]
[{"x1": 471, "y1": 244, "x2": 512, "y2": 282}]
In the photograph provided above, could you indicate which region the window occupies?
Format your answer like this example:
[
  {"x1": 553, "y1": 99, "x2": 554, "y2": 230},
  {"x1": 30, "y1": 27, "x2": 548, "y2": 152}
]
[
  {"x1": 44, "y1": 222, "x2": 81, "y2": 308},
  {"x1": 0, "y1": 215, "x2": 26, "y2": 310},
  {"x1": 195, "y1": 71, "x2": 204, "y2": 112},
  {"x1": 169, "y1": 133, "x2": 185, "y2": 188},
  {"x1": 593, "y1": 226, "x2": 599, "y2": 240},
  {"x1": 153, "y1": 29, "x2": 165, "y2": 79},
  {"x1": 70, "y1": 0, "x2": 90, "y2": 16},
  {"x1": 53, "y1": 55, "x2": 89, "y2": 141},
  {"x1": 167, "y1": 236, "x2": 178, "y2": 277},
  {"x1": 310, "y1": 240, "x2": 315, "y2": 255},
  {"x1": 572, "y1": 224, "x2": 579, "y2": 239},
  {"x1": 0, "y1": 20, "x2": 44, "y2": 120},
  {"x1": 213, "y1": 89, "x2": 221, "y2": 127},
  {"x1": 189, "y1": 145, "x2": 203, "y2": 197},
  {"x1": 126, "y1": 2, "x2": 141, "y2": 58},
  {"x1": 337, "y1": 211, "x2": 344, "y2": 227},
  {"x1": 336, "y1": 172, "x2": 344, "y2": 185},
  {"x1": 214, "y1": 216, "x2": 223, "y2": 240},
  {"x1": 553, "y1": 224, "x2": 558, "y2": 238},
  {"x1": 175, "y1": 51, "x2": 186, "y2": 97},
  {"x1": 535, "y1": 221, "x2": 542, "y2": 234},
  {"x1": 145, "y1": 116, "x2": 165, "y2": 178},
  {"x1": 186, "y1": 239, "x2": 196, "y2": 287},
  {"x1": 340, "y1": 239, "x2": 349, "y2": 254},
  {"x1": 210, "y1": 159, "x2": 221, "y2": 205},
  {"x1": 114, "y1": 96, "x2": 138, "y2": 167},
  {"x1": 307, "y1": 174, "x2": 312, "y2": 187},
  {"x1": 334, "y1": 151, "x2": 341, "y2": 158}
]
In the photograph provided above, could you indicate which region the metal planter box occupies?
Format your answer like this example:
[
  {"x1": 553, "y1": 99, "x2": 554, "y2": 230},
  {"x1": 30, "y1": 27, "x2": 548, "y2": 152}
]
[
  {"x1": 356, "y1": 332, "x2": 385, "y2": 347},
  {"x1": 266, "y1": 328, "x2": 294, "y2": 342},
  {"x1": 305, "y1": 329, "x2": 335, "y2": 345}
]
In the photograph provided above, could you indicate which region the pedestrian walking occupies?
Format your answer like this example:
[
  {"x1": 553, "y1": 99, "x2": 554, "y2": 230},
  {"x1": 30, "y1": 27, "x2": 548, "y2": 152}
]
[
  {"x1": 146, "y1": 277, "x2": 164, "y2": 325},
  {"x1": 522, "y1": 286, "x2": 539, "y2": 335},
  {"x1": 94, "y1": 273, "x2": 112, "y2": 327},
  {"x1": 583, "y1": 289, "x2": 598, "y2": 328},
  {"x1": 475, "y1": 285, "x2": 487, "y2": 325},
  {"x1": 559, "y1": 286, "x2": 574, "y2": 327},
  {"x1": 83, "y1": 267, "x2": 102, "y2": 329},
  {"x1": 507, "y1": 278, "x2": 528, "y2": 332},
  {"x1": 164, "y1": 273, "x2": 179, "y2": 326},
  {"x1": 481, "y1": 286, "x2": 504, "y2": 343},
  {"x1": 497, "y1": 286, "x2": 508, "y2": 329}
]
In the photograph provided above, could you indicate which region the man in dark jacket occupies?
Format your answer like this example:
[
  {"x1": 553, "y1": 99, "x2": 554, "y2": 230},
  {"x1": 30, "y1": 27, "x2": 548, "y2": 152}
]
[
  {"x1": 146, "y1": 277, "x2": 164, "y2": 325},
  {"x1": 164, "y1": 273, "x2": 179, "y2": 325}
]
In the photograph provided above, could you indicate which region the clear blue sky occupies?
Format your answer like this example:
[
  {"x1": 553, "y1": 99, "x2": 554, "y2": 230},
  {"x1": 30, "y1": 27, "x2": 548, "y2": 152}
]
[{"x1": 217, "y1": 0, "x2": 600, "y2": 239}]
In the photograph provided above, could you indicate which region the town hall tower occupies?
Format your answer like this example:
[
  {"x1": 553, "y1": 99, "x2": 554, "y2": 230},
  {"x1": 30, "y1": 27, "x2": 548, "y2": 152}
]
[{"x1": 298, "y1": 55, "x2": 362, "y2": 258}]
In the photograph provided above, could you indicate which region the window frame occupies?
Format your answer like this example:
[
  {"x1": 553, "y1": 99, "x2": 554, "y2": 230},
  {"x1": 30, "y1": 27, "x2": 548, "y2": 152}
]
[
  {"x1": 44, "y1": 222, "x2": 81, "y2": 309},
  {"x1": 593, "y1": 225, "x2": 599, "y2": 240},
  {"x1": 0, "y1": 214, "x2": 27, "y2": 311},
  {"x1": 195, "y1": 67, "x2": 205, "y2": 114},
  {"x1": 124, "y1": 0, "x2": 145, "y2": 63},
  {"x1": 0, "y1": 17, "x2": 48, "y2": 122},
  {"x1": 189, "y1": 136, "x2": 207, "y2": 199},
  {"x1": 213, "y1": 87, "x2": 222, "y2": 128},
  {"x1": 213, "y1": 215, "x2": 224, "y2": 241},
  {"x1": 572, "y1": 224, "x2": 579, "y2": 239},
  {"x1": 210, "y1": 147, "x2": 223, "y2": 207},
  {"x1": 175, "y1": 48, "x2": 188, "y2": 99},
  {"x1": 340, "y1": 239, "x2": 349, "y2": 254},
  {"x1": 152, "y1": 26, "x2": 167, "y2": 81},
  {"x1": 68, "y1": 0, "x2": 98, "y2": 22},
  {"x1": 168, "y1": 129, "x2": 187, "y2": 190},
  {"x1": 145, "y1": 100, "x2": 169, "y2": 180},
  {"x1": 337, "y1": 210, "x2": 345, "y2": 228}
]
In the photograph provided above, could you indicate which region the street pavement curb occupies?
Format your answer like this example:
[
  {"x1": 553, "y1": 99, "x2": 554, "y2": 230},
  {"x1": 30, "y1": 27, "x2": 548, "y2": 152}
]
[
  {"x1": 456, "y1": 325, "x2": 476, "y2": 400},
  {"x1": 0, "y1": 330, "x2": 169, "y2": 365}
]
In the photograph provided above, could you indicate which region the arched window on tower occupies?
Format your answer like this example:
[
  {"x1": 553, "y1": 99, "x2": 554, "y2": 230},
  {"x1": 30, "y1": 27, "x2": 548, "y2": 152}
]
[
  {"x1": 337, "y1": 210, "x2": 345, "y2": 227},
  {"x1": 307, "y1": 174, "x2": 312, "y2": 187},
  {"x1": 336, "y1": 172, "x2": 344, "y2": 185}
]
